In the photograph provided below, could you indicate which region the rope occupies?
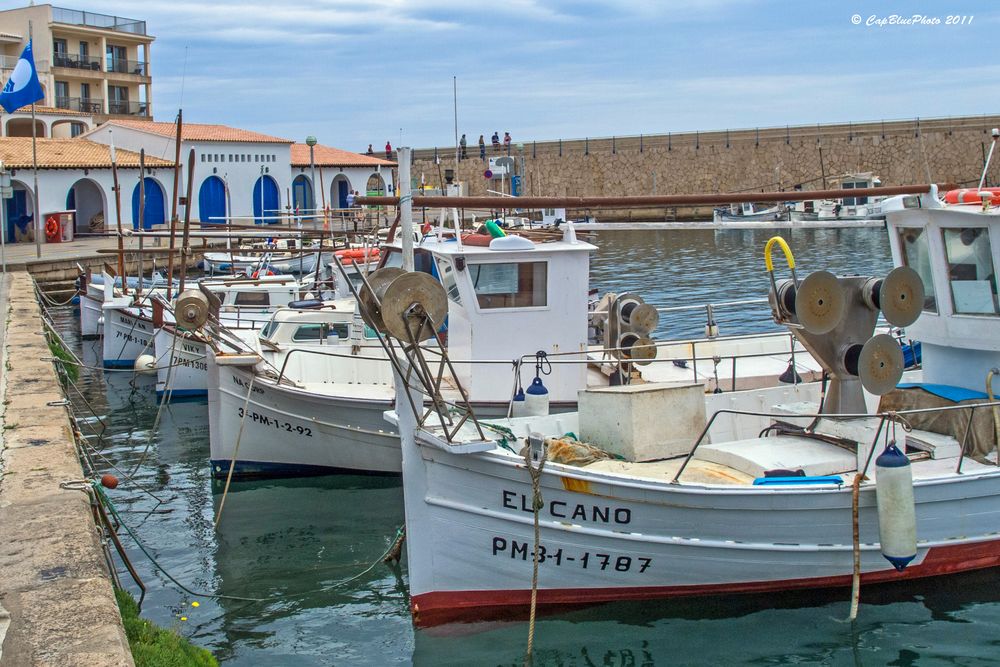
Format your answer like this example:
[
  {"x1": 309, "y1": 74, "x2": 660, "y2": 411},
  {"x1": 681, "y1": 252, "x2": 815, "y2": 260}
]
[
  {"x1": 127, "y1": 328, "x2": 181, "y2": 477},
  {"x1": 848, "y1": 472, "x2": 863, "y2": 621},
  {"x1": 214, "y1": 374, "x2": 256, "y2": 528},
  {"x1": 523, "y1": 438, "x2": 547, "y2": 664}
]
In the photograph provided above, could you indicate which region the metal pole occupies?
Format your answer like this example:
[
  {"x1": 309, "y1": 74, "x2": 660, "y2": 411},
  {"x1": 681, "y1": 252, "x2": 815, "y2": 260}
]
[
  {"x1": 309, "y1": 144, "x2": 317, "y2": 221},
  {"x1": 138, "y1": 149, "x2": 145, "y2": 285},
  {"x1": 178, "y1": 149, "x2": 196, "y2": 292},
  {"x1": 109, "y1": 131, "x2": 127, "y2": 296},
  {"x1": 453, "y1": 76, "x2": 459, "y2": 166},
  {"x1": 28, "y1": 22, "x2": 42, "y2": 259},
  {"x1": 399, "y1": 147, "x2": 413, "y2": 271},
  {"x1": 165, "y1": 109, "x2": 183, "y2": 299},
  {"x1": 1, "y1": 161, "x2": 7, "y2": 273}
]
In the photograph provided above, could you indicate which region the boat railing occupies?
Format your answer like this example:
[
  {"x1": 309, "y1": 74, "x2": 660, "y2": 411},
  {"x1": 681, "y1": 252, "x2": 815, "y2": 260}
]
[{"x1": 671, "y1": 401, "x2": 1000, "y2": 484}]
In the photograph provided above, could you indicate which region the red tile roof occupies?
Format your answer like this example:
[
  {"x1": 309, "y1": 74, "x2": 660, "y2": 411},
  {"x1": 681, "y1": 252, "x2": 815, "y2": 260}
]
[
  {"x1": 5, "y1": 104, "x2": 92, "y2": 117},
  {"x1": 0, "y1": 138, "x2": 173, "y2": 169},
  {"x1": 291, "y1": 143, "x2": 395, "y2": 167},
  {"x1": 92, "y1": 119, "x2": 293, "y2": 144}
]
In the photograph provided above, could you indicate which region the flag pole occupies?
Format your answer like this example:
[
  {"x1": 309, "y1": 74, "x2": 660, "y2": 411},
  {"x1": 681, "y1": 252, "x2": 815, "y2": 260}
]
[{"x1": 29, "y1": 22, "x2": 41, "y2": 259}]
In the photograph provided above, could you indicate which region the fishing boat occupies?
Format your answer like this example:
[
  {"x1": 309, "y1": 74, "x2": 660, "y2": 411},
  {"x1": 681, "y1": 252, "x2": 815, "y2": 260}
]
[
  {"x1": 713, "y1": 201, "x2": 790, "y2": 224},
  {"x1": 789, "y1": 173, "x2": 886, "y2": 223},
  {"x1": 382, "y1": 183, "x2": 1000, "y2": 626}
]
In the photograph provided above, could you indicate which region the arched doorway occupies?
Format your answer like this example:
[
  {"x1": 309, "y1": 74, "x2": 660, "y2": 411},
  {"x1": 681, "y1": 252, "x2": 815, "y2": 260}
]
[
  {"x1": 131, "y1": 177, "x2": 166, "y2": 230},
  {"x1": 199, "y1": 176, "x2": 227, "y2": 224},
  {"x1": 51, "y1": 119, "x2": 90, "y2": 138},
  {"x1": 4, "y1": 118, "x2": 46, "y2": 138},
  {"x1": 292, "y1": 175, "x2": 313, "y2": 214},
  {"x1": 4, "y1": 180, "x2": 35, "y2": 243},
  {"x1": 331, "y1": 175, "x2": 351, "y2": 209},
  {"x1": 66, "y1": 178, "x2": 107, "y2": 234},
  {"x1": 253, "y1": 174, "x2": 280, "y2": 224},
  {"x1": 366, "y1": 173, "x2": 386, "y2": 197}
]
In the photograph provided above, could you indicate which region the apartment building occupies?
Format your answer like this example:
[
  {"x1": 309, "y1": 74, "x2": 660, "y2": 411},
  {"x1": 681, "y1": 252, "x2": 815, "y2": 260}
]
[{"x1": 0, "y1": 3, "x2": 153, "y2": 129}]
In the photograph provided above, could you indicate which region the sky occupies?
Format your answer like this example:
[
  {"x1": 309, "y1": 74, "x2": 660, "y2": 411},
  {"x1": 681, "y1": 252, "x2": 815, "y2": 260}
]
[{"x1": 45, "y1": 0, "x2": 999, "y2": 151}]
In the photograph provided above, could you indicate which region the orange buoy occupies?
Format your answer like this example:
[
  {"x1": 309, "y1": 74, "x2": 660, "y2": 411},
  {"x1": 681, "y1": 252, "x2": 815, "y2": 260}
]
[
  {"x1": 100, "y1": 473, "x2": 119, "y2": 489},
  {"x1": 335, "y1": 248, "x2": 380, "y2": 260},
  {"x1": 462, "y1": 233, "x2": 493, "y2": 247},
  {"x1": 943, "y1": 187, "x2": 1000, "y2": 205},
  {"x1": 44, "y1": 215, "x2": 60, "y2": 241}
]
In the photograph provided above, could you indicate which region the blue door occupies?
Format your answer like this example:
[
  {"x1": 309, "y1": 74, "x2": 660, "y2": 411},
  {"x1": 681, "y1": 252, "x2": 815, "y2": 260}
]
[
  {"x1": 4, "y1": 189, "x2": 31, "y2": 242},
  {"x1": 131, "y1": 177, "x2": 166, "y2": 230},
  {"x1": 253, "y1": 175, "x2": 280, "y2": 224},
  {"x1": 337, "y1": 180, "x2": 349, "y2": 208},
  {"x1": 198, "y1": 176, "x2": 227, "y2": 224},
  {"x1": 292, "y1": 175, "x2": 313, "y2": 213}
]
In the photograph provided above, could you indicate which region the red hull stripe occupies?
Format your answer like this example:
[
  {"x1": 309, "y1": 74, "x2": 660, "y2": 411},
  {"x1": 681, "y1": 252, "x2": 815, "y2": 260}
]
[{"x1": 411, "y1": 540, "x2": 1000, "y2": 627}]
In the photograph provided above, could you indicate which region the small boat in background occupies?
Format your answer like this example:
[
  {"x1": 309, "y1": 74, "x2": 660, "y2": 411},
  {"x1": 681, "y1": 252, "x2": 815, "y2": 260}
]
[
  {"x1": 713, "y1": 201, "x2": 789, "y2": 223},
  {"x1": 789, "y1": 173, "x2": 886, "y2": 222}
]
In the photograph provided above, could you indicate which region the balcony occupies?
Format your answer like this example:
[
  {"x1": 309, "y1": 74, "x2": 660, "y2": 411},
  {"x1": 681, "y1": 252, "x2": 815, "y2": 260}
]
[
  {"x1": 1, "y1": 54, "x2": 49, "y2": 73},
  {"x1": 52, "y1": 52, "x2": 103, "y2": 71},
  {"x1": 107, "y1": 100, "x2": 149, "y2": 117},
  {"x1": 54, "y1": 96, "x2": 104, "y2": 114},
  {"x1": 51, "y1": 7, "x2": 147, "y2": 36},
  {"x1": 106, "y1": 58, "x2": 148, "y2": 76}
]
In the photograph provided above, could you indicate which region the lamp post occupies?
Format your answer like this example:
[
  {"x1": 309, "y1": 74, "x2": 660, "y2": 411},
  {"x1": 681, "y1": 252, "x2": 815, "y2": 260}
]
[{"x1": 305, "y1": 135, "x2": 318, "y2": 220}]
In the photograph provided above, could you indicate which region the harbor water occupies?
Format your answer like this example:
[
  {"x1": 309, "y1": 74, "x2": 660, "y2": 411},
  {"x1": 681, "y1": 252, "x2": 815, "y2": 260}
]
[{"x1": 51, "y1": 227, "x2": 1000, "y2": 665}]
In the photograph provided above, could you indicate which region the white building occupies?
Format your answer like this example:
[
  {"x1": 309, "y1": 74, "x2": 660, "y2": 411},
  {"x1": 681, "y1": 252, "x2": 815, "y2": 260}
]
[{"x1": 1, "y1": 118, "x2": 398, "y2": 244}]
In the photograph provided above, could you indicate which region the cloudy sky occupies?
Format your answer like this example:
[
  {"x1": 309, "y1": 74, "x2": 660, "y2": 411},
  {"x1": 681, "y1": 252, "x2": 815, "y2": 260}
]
[{"x1": 70, "y1": 0, "x2": 995, "y2": 151}]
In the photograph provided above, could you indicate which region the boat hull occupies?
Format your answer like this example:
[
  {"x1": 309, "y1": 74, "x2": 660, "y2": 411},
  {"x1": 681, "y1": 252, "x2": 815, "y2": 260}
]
[
  {"x1": 79, "y1": 289, "x2": 103, "y2": 339},
  {"x1": 207, "y1": 361, "x2": 400, "y2": 478},
  {"x1": 102, "y1": 307, "x2": 154, "y2": 368},
  {"x1": 154, "y1": 326, "x2": 209, "y2": 399},
  {"x1": 397, "y1": 385, "x2": 1000, "y2": 626}
]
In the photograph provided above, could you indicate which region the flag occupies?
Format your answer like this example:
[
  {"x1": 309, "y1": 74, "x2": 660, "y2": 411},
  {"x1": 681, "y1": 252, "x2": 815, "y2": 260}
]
[{"x1": 0, "y1": 40, "x2": 45, "y2": 114}]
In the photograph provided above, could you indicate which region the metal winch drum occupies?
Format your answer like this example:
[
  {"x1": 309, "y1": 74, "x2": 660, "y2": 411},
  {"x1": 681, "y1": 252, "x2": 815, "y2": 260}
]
[
  {"x1": 864, "y1": 266, "x2": 924, "y2": 328},
  {"x1": 175, "y1": 289, "x2": 211, "y2": 330},
  {"x1": 361, "y1": 268, "x2": 448, "y2": 342}
]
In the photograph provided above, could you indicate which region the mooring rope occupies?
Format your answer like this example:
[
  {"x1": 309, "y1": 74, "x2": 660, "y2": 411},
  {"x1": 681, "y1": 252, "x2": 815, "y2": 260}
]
[
  {"x1": 523, "y1": 439, "x2": 547, "y2": 664},
  {"x1": 214, "y1": 373, "x2": 256, "y2": 529},
  {"x1": 848, "y1": 471, "x2": 863, "y2": 621}
]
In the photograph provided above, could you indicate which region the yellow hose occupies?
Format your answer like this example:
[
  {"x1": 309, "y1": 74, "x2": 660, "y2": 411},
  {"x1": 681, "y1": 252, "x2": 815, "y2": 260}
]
[{"x1": 764, "y1": 236, "x2": 796, "y2": 273}]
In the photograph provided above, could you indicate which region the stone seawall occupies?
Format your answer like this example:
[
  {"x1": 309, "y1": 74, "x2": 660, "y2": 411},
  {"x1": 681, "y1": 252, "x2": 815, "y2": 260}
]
[
  {"x1": 412, "y1": 115, "x2": 1000, "y2": 216},
  {"x1": 0, "y1": 272, "x2": 134, "y2": 666}
]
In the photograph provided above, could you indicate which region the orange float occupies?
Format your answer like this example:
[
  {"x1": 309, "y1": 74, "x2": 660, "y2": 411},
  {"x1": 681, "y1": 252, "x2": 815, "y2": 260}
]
[
  {"x1": 44, "y1": 215, "x2": 60, "y2": 241},
  {"x1": 943, "y1": 188, "x2": 1000, "y2": 206}
]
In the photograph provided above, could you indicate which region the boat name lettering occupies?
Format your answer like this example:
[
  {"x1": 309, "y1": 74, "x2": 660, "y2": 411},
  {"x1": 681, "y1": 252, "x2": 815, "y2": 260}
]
[
  {"x1": 501, "y1": 490, "x2": 631, "y2": 525},
  {"x1": 117, "y1": 315, "x2": 148, "y2": 330},
  {"x1": 113, "y1": 330, "x2": 148, "y2": 346},
  {"x1": 237, "y1": 407, "x2": 313, "y2": 437},
  {"x1": 171, "y1": 355, "x2": 208, "y2": 372},
  {"x1": 232, "y1": 375, "x2": 265, "y2": 395},
  {"x1": 491, "y1": 537, "x2": 651, "y2": 573},
  {"x1": 181, "y1": 344, "x2": 200, "y2": 354}
]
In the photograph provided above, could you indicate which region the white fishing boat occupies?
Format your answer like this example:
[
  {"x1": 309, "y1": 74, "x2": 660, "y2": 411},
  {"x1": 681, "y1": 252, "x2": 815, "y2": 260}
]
[
  {"x1": 713, "y1": 201, "x2": 790, "y2": 224},
  {"x1": 789, "y1": 173, "x2": 886, "y2": 223},
  {"x1": 384, "y1": 183, "x2": 1000, "y2": 626}
]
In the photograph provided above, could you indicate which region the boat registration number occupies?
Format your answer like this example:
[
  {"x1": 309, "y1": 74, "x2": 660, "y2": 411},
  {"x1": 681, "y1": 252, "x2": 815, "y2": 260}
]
[
  {"x1": 237, "y1": 407, "x2": 313, "y2": 437},
  {"x1": 491, "y1": 537, "x2": 651, "y2": 573}
]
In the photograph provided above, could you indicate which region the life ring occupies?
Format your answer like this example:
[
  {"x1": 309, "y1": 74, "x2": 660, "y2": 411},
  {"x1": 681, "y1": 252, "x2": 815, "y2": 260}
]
[
  {"x1": 335, "y1": 248, "x2": 380, "y2": 260},
  {"x1": 943, "y1": 187, "x2": 1000, "y2": 206},
  {"x1": 44, "y1": 215, "x2": 60, "y2": 241},
  {"x1": 251, "y1": 268, "x2": 275, "y2": 278},
  {"x1": 462, "y1": 233, "x2": 494, "y2": 247}
]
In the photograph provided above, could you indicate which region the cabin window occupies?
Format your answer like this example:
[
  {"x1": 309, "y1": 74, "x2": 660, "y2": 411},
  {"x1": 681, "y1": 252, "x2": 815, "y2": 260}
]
[
  {"x1": 437, "y1": 259, "x2": 462, "y2": 305},
  {"x1": 942, "y1": 227, "x2": 998, "y2": 315},
  {"x1": 841, "y1": 181, "x2": 868, "y2": 206},
  {"x1": 328, "y1": 323, "x2": 350, "y2": 339},
  {"x1": 897, "y1": 227, "x2": 937, "y2": 313},
  {"x1": 469, "y1": 261, "x2": 547, "y2": 309},
  {"x1": 379, "y1": 248, "x2": 435, "y2": 275},
  {"x1": 292, "y1": 324, "x2": 325, "y2": 341},
  {"x1": 234, "y1": 291, "x2": 270, "y2": 307},
  {"x1": 258, "y1": 320, "x2": 276, "y2": 339},
  {"x1": 364, "y1": 324, "x2": 379, "y2": 339}
]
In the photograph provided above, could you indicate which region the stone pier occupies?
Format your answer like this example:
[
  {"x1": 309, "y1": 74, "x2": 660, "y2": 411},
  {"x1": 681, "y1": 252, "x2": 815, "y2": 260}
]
[{"x1": 0, "y1": 272, "x2": 133, "y2": 666}]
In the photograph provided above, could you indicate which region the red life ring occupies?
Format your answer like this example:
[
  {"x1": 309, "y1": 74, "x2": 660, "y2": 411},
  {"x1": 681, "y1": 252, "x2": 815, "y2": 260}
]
[
  {"x1": 44, "y1": 215, "x2": 60, "y2": 241},
  {"x1": 251, "y1": 268, "x2": 275, "y2": 278},
  {"x1": 944, "y1": 188, "x2": 1000, "y2": 205}
]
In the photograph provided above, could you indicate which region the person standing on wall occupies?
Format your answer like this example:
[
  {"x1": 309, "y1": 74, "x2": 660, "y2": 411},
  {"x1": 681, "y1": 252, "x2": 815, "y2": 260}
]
[
  {"x1": 491, "y1": 131, "x2": 500, "y2": 153},
  {"x1": 503, "y1": 131, "x2": 512, "y2": 155},
  {"x1": 459, "y1": 134, "x2": 467, "y2": 160},
  {"x1": 366, "y1": 144, "x2": 374, "y2": 156},
  {"x1": 385, "y1": 141, "x2": 392, "y2": 160},
  {"x1": 479, "y1": 134, "x2": 486, "y2": 161}
]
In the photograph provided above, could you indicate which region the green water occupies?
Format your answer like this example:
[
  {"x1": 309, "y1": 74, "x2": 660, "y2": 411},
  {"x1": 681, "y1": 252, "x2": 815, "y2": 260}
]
[{"x1": 54, "y1": 227, "x2": 1000, "y2": 665}]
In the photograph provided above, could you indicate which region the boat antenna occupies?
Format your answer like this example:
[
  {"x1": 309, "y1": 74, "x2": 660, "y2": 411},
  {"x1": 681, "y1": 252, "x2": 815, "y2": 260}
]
[{"x1": 978, "y1": 128, "x2": 1000, "y2": 190}]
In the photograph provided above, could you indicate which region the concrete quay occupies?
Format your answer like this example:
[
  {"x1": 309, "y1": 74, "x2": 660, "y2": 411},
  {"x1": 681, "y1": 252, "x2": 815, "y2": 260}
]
[{"x1": 0, "y1": 272, "x2": 134, "y2": 666}]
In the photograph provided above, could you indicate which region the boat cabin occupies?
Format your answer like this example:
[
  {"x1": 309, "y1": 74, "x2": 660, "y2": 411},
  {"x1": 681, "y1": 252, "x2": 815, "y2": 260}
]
[{"x1": 884, "y1": 186, "x2": 1000, "y2": 392}]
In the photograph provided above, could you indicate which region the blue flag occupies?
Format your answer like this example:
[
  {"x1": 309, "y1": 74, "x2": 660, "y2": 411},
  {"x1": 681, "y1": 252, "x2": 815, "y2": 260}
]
[{"x1": 0, "y1": 40, "x2": 45, "y2": 114}]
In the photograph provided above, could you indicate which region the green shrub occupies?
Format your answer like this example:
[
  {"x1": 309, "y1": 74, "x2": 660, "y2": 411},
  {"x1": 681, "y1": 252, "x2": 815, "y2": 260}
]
[{"x1": 115, "y1": 589, "x2": 218, "y2": 667}]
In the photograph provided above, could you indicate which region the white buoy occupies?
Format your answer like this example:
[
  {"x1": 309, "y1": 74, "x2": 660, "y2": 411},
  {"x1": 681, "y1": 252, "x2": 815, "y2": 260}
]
[
  {"x1": 875, "y1": 440, "x2": 917, "y2": 571},
  {"x1": 511, "y1": 387, "x2": 527, "y2": 417},
  {"x1": 134, "y1": 354, "x2": 157, "y2": 375},
  {"x1": 524, "y1": 377, "x2": 549, "y2": 417}
]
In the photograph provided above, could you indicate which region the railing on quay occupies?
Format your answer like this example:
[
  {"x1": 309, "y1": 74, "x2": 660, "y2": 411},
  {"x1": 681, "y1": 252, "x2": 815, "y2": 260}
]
[{"x1": 409, "y1": 114, "x2": 1000, "y2": 162}]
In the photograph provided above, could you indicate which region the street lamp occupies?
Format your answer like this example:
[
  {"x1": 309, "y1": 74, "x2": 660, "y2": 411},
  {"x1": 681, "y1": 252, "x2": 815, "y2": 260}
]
[{"x1": 305, "y1": 135, "x2": 318, "y2": 217}]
